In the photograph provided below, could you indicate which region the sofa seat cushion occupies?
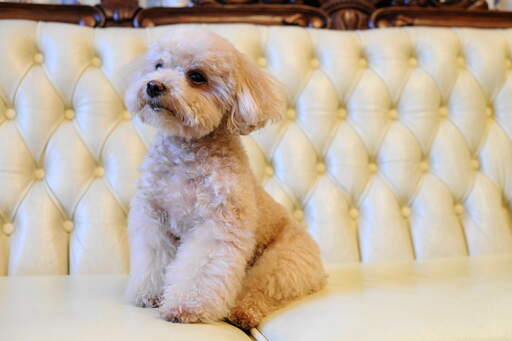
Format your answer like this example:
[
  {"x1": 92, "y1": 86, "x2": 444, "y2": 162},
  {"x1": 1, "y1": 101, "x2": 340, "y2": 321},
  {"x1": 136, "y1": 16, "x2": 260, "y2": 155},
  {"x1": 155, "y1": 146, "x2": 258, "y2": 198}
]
[
  {"x1": 256, "y1": 256, "x2": 512, "y2": 341},
  {"x1": 0, "y1": 275, "x2": 250, "y2": 341}
]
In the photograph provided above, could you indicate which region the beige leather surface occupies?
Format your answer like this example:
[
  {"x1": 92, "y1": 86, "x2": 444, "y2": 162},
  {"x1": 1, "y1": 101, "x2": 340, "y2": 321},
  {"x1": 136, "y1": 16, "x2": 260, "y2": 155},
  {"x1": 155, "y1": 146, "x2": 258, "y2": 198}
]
[
  {"x1": 0, "y1": 275, "x2": 251, "y2": 341},
  {"x1": 1, "y1": 23, "x2": 512, "y2": 275},
  {"x1": 257, "y1": 256, "x2": 512, "y2": 341}
]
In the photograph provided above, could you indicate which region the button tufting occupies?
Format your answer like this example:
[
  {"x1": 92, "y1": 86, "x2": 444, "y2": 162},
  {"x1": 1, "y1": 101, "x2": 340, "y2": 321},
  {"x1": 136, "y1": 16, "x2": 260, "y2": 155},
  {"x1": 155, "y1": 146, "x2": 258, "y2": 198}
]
[
  {"x1": 2, "y1": 223, "x2": 14, "y2": 236},
  {"x1": 338, "y1": 107, "x2": 347, "y2": 119},
  {"x1": 420, "y1": 160, "x2": 429, "y2": 173},
  {"x1": 94, "y1": 166, "x2": 104, "y2": 177},
  {"x1": 123, "y1": 110, "x2": 132, "y2": 120},
  {"x1": 286, "y1": 108, "x2": 296, "y2": 120},
  {"x1": 62, "y1": 220, "x2": 74, "y2": 233},
  {"x1": 369, "y1": 162, "x2": 378, "y2": 173},
  {"x1": 409, "y1": 57, "x2": 417, "y2": 67},
  {"x1": 310, "y1": 58, "x2": 320, "y2": 69},
  {"x1": 5, "y1": 108, "x2": 16, "y2": 120},
  {"x1": 401, "y1": 206, "x2": 411, "y2": 218},
  {"x1": 349, "y1": 208, "x2": 359, "y2": 220},
  {"x1": 64, "y1": 109, "x2": 75, "y2": 120},
  {"x1": 454, "y1": 204, "x2": 464, "y2": 216},
  {"x1": 471, "y1": 158, "x2": 480, "y2": 170},
  {"x1": 34, "y1": 168, "x2": 45, "y2": 180},
  {"x1": 457, "y1": 56, "x2": 465, "y2": 67},
  {"x1": 294, "y1": 209, "x2": 304, "y2": 221},
  {"x1": 359, "y1": 57, "x2": 368, "y2": 68},
  {"x1": 257, "y1": 57, "x2": 267, "y2": 67},
  {"x1": 91, "y1": 57, "x2": 102, "y2": 67},
  {"x1": 264, "y1": 165, "x2": 273, "y2": 177},
  {"x1": 316, "y1": 162, "x2": 326, "y2": 174},
  {"x1": 439, "y1": 106, "x2": 448, "y2": 117},
  {"x1": 389, "y1": 108, "x2": 398, "y2": 120},
  {"x1": 485, "y1": 106, "x2": 493, "y2": 117},
  {"x1": 33, "y1": 53, "x2": 44, "y2": 64}
]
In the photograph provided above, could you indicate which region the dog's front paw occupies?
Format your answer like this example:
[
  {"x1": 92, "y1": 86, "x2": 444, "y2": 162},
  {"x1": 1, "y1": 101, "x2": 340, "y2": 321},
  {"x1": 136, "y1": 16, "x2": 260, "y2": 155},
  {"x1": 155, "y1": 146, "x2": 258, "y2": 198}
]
[
  {"x1": 141, "y1": 295, "x2": 162, "y2": 308},
  {"x1": 159, "y1": 305, "x2": 204, "y2": 324}
]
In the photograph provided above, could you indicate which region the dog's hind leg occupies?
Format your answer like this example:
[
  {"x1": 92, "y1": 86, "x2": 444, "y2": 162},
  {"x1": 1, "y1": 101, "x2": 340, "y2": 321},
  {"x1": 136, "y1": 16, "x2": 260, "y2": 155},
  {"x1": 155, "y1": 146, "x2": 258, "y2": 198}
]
[{"x1": 227, "y1": 222, "x2": 327, "y2": 330}]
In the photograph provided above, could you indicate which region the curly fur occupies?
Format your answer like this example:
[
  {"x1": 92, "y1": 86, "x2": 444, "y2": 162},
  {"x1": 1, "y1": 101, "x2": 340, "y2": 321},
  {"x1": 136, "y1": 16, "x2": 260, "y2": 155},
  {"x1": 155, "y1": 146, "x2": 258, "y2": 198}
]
[{"x1": 124, "y1": 27, "x2": 327, "y2": 330}]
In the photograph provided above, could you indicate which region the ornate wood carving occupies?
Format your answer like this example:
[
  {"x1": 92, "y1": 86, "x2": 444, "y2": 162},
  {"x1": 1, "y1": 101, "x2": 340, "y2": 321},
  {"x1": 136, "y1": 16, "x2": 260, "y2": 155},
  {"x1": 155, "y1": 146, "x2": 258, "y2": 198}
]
[
  {"x1": 0, "y1": 0, "x2": 506, "y2": 30},
  {"x1": 322, "y1": 0, "x2": 374, "y2": 30},
  {"x1": 134, "y1": 4, "x2": 328, "y2": 28},
  {"x1": 0, "y1": 2, "x2": 104, "y2": 27},
  {"x1": 99, "y1": 0, "x2": 139, "y2": 26},
  {"x1": 371, "y1": 8, "x2": 512, "y2": 28}
]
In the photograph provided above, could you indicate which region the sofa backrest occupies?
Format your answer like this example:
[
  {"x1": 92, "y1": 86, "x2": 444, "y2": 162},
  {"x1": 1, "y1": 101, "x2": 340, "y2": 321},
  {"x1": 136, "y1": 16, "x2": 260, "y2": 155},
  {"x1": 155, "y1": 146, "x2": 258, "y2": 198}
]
[{"x1": 0, "y1": 22, "x2": 511, "y2": 275}]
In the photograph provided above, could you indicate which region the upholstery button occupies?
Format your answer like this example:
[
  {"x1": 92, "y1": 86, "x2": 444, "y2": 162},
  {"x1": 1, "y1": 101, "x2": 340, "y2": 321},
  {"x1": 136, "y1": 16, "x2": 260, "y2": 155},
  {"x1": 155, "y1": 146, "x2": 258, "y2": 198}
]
[
  {"x1": 123, "y1": 110, "x2": 132, "y2": 120},
  {"x1": 401, "y1": 206, "x2": 411, "y2": 218},
  {"x1": 471, "y1": 158, "x2": 480, "y2": 170},
  {"x1": 264, "y1": 165, "x2": 273, "y2": 177},
  {"x1": 457, "y1": 56, "x2": 465, "y2": 67},
  {"x1": 389, "y1": 108, "x2": 398, "y2": 120},
  {"x1": 2, "y1": 223, "x2": 14, "y2": 236},
  {"x1": 454, "y1": 204, "x2": 464, "y2": 216},
  {"x1": 5, "y1": 108, "x2": 16, "y2": 120},
  {"x1": 294, "y1": 209, "x2": 304, "y2": 221},
  {"x1": 62, "y1": 220, "x2": 74, "y2": 233},
  {"x1": 286, "y1": 108, "x2": 296, "y2": 120},
  {"x1": 257, "y1": 57, "x2": 267, "y2": 67},
  {"x1": 94, "y1": 166, "x2": 104, "y2": 177},
  {"x1": 64, "y1": 109, "x2": 75, "y2": 120},
  {"x1": 420, "y1": 160, "x2": 429, "y2": 173},
  {"x1": 409, "y1": 57, "x2": 417, "y2": 67},
  {"x1": 369, "y1": 162, "x2": 378, "y2": 173},
  {"x1": 439, "y1": 106, "x2": 448, "y2": 117},
  {"x1": 338, "y1": 107, "x2": 346, "y2": 119},
  {"x1": 310, "y1": 58, "x2": 320, "y2": 69},
  {"x1": 34, "y1": 168, "x2": 45, "y2": 180},
  {"x1": 485, "y1": 106, "x2": 493, "y2": 117},
  {"x1": 359, "y1": 57, "x2": 367, "y2": 68},
  {"x1": 316, "y1": 162, "x2": 326, "y2": 174},
  {"x1": 91, "y1": 57, "x2": 102, "y2": 67},
  {"x1": 33, "y1": 53, "x2": 44, "y2": 64},
  {"x1": 349, "y1": 208, "x2": 359, "y2": 219}
]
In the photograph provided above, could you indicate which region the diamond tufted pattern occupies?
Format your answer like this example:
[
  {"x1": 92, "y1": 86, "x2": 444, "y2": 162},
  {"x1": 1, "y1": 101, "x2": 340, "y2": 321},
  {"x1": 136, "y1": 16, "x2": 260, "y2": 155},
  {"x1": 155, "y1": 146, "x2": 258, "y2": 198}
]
[{"x1": 1, "y1": 22, "x2": 512, "y2": 276}]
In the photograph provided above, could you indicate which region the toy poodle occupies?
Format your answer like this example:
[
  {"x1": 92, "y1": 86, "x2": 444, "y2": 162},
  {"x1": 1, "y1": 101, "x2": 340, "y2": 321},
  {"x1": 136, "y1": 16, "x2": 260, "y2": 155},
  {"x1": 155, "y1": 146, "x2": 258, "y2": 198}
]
[{"x1": 124, "y1": 27, "x2": 327, "y2": 330}]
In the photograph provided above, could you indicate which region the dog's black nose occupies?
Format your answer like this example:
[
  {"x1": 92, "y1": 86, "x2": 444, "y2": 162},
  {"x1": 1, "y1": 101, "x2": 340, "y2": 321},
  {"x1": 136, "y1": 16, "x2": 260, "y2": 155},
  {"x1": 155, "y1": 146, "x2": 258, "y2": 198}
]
[{"x1": 146, "y1": 80, "x2": 166, "y2": 98}]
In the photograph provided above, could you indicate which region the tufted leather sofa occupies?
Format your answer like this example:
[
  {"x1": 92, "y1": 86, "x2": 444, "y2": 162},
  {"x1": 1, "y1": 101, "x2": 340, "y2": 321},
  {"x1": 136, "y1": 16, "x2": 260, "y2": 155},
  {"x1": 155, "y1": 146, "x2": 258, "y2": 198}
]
[{"x1": 1, "y1": 21, "x2": 512, "y2": 341}]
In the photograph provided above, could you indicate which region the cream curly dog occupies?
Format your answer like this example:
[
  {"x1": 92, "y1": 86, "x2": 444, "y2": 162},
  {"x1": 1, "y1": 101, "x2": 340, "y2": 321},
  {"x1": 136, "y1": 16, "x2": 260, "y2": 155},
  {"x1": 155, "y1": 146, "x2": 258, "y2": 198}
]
[{"x1": 124, "y1": 27, "x2": 326, "y2": 330}]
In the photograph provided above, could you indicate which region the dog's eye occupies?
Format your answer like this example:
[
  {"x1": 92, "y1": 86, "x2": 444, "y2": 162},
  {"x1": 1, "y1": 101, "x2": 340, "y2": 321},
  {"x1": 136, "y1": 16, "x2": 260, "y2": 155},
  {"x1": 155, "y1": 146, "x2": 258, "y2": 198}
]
[
  {"x1": 187, "y1": 70, "x2": 207, "y2": 85},
  {"x1": 155, "y1": 63, "x2": 163, "y2": 70}
]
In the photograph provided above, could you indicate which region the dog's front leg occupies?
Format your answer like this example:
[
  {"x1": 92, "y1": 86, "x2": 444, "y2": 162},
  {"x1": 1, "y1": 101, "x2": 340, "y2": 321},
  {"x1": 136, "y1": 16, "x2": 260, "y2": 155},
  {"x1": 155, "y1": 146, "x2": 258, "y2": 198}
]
[
  {"x1": 159, "y1": 219, "x2": 254, "y2": 324},
  {"x1": 125, "y1": 194, "x2": 177, "y2": 308}
]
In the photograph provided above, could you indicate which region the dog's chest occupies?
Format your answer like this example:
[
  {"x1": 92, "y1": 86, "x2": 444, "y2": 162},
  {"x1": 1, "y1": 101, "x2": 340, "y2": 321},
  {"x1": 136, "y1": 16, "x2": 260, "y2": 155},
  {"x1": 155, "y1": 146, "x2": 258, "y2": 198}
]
[{"x1": 140, "y1": 144, "x2": 230, "y2": 236}]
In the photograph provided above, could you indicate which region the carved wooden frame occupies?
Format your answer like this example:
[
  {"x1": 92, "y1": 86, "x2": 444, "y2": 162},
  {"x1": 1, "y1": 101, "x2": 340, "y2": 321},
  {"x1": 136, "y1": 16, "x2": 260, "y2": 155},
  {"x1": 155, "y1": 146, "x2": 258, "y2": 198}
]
[{"x1": 0, "y1": 0, "x2": 510, "y2": 30}]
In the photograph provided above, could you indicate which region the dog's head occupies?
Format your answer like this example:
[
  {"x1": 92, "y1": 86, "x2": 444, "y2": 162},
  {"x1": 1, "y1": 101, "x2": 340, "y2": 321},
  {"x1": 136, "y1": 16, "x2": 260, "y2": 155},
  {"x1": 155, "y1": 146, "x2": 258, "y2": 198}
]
[{"x1": 125, "y1": 28, "x2": 286, "y2": 140}]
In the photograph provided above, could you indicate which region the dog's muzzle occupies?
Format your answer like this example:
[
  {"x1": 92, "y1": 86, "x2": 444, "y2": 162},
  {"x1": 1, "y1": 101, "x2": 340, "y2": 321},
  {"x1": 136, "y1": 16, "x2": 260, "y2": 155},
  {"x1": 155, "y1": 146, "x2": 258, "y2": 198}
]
[{"x1": 146, "y1": 80, "x2": 166, "y2": 98}]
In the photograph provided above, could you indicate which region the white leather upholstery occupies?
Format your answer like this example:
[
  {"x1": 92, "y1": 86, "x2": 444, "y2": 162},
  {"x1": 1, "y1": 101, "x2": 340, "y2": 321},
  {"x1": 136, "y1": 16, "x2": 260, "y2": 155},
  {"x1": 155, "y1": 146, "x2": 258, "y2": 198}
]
[
  {"x1": 1, "y1": 23, "x2": 511, "y2": 275},
  {"x1": 1, "y1": 21, "x2": 512, "y2": 340},
  {"x1": 258, "y1": 256, "x2": 512, "y2": 341},
  {"x1": 0, "y1": 275, "x2": 250, "y2": 341}
]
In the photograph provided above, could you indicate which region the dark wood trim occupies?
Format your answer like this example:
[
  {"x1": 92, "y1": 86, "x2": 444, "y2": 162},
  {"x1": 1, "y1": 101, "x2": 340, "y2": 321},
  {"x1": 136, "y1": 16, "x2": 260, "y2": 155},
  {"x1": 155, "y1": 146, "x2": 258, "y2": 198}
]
[
  {"x1": 0, "y1": 0, "x2": 511, "y2": 30},
  {"x1": 134, "y1": 5, "x2": 328, "y2": 28},
  {"x1": 99, "y1": 0, "x2": 139, "y2": 26},
  {"x1": 0, "y1": 2, "x2": 104, "y2": 27},
  {"x1": 371, "y1": 8, "x2": 512, "y2": 28}
]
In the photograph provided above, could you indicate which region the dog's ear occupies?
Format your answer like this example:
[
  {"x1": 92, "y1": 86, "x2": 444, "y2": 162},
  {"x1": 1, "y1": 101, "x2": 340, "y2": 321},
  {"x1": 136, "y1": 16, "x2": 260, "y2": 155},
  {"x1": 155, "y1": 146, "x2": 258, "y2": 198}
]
[{"x1": 228, "y1": 54, "x2": 286, "y2": 135}]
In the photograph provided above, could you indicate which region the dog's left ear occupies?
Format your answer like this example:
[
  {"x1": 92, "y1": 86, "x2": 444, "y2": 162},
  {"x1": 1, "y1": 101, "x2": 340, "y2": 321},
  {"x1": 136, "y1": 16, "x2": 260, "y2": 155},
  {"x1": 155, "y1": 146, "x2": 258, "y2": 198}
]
[{"x1": 228, "y1": 54, "x2": 286, "y2": 135}]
